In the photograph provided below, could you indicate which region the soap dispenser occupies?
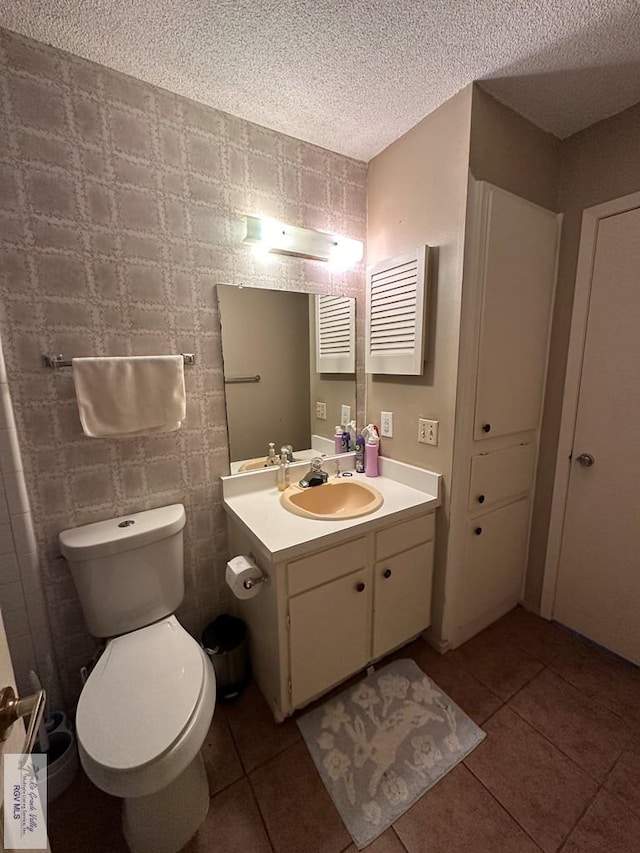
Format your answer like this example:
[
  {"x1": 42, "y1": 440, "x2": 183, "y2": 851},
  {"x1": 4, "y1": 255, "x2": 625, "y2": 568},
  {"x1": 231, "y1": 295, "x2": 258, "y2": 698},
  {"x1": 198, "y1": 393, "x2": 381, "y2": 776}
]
[
  {"x1": 362, "y1": 424, "x2": 380, "y2": 478},
  {"x1": 334, "y1": 426, "x2": 344, "y2": 454},
  {"x1": 277, "y1": 446, "x2": 291, "y2": 492}
]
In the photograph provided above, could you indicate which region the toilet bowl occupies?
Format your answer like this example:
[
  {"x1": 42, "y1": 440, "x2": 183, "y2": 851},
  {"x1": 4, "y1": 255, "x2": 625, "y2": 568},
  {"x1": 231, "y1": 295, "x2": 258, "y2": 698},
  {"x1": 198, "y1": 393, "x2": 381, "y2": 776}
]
[{"x1": 59, "y1": 505, "x2": 216, "y2": 853}]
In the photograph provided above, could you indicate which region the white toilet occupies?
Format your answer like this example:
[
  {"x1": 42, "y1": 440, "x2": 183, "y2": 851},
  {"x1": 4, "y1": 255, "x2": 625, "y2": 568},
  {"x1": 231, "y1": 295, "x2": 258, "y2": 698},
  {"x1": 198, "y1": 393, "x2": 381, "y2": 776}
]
[{"x1": 59, "y1": 504, "x2": 216, "y2": 853}]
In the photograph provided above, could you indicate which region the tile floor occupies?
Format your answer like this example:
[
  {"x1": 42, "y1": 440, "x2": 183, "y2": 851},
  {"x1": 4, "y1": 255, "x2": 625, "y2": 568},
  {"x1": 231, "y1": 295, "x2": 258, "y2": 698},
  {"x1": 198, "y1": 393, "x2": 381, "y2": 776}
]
[{"x1": 48, "y1": 607, "x2": 640, "y2": 852}]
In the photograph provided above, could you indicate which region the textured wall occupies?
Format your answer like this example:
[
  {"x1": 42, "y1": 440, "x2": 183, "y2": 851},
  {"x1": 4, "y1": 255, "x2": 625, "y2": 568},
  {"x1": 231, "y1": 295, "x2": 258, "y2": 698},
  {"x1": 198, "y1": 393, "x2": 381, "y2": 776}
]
[{"x1": 0, "y1": 28, "x2": 366, "y2": 708}]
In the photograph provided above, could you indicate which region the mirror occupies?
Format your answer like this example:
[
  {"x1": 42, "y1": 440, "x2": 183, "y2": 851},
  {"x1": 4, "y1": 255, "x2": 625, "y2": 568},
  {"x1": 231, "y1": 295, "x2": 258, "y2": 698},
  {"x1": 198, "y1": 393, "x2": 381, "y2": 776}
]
[{"x1": 217, "y1": 285, "x2": 357, "y2": 474}]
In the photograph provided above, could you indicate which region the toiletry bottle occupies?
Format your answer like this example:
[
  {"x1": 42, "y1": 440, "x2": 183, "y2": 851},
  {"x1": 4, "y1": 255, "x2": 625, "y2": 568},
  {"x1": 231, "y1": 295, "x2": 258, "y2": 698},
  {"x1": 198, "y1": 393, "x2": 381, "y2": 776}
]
[
  {"x1": 355, "y1": 434, "x2": 365, "y2": 473},
  {"x1": 341, "y1": 428, "x2": 351, "y2": 452},
  {"x1": 268, "y1": 442, "x2": 277, "y2": 465},
  {"x1": 363, "y1": 424, "x2": 380, "y2": 477},
  {"x1": 334, "y1": 426, "x2": 344, "y2": 454},
  {"x1": 277, "y1": 446, "x2": 291, "y2": 491}
]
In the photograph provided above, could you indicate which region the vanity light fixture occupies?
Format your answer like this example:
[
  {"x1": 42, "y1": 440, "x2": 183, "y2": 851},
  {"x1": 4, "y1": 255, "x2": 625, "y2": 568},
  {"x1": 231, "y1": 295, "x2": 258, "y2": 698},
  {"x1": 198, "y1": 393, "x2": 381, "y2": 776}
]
[{"x1": 243, "y1": 215, "x2": 363, "y2": 269}]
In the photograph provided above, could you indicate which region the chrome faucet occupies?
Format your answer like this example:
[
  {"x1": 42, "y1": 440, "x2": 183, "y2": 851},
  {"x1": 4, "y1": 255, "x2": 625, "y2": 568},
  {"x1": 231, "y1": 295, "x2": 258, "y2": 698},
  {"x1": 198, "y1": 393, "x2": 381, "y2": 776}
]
[{"x1": 298, "y1": 457, "x2": 328, "y2": 488}]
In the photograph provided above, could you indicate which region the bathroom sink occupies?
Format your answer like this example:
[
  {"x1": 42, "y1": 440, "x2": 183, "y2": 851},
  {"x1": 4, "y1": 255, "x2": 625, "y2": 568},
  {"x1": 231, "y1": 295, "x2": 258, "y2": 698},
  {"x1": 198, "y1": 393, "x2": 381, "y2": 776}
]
[
  {"x1": 281, "y1": 479, "x2": 383, "y2": 520},
  {"x1": 239, "y1": 457, "x2": 277, "y2": 472}
]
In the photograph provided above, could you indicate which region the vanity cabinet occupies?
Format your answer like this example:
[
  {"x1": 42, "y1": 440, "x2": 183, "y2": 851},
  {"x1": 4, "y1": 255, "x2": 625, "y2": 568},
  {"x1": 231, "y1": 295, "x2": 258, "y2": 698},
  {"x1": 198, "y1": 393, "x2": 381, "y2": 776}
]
[{"x1": 228, "y1": 509, "x2": 435, "y2": 720}]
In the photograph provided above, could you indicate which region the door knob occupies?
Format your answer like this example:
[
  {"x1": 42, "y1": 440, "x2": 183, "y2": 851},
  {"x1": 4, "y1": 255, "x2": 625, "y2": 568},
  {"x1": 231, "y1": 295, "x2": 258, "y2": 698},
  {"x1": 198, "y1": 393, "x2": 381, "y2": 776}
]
[
  {"x1": 576, "y1": 453, "x2": 595, "y2": 467},
  {"x1": 0, "y1": 685, "x2": 46, "y2": 754}
]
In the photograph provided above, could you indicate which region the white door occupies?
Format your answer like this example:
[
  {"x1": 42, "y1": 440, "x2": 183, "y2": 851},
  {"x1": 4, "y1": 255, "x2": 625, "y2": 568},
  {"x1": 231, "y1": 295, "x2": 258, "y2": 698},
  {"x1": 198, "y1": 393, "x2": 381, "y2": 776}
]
[{"x1": 554, "y1": 206, "x2": 640, "y2": 665}]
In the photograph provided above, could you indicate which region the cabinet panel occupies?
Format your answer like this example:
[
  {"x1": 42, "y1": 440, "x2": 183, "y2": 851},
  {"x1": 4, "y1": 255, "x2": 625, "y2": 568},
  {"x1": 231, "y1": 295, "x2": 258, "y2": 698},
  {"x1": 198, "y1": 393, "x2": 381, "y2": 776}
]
[
  {"x1": 288, "y1": 536, "x2": 366, "y2": 596},
  {"x1": 458, "y1": 498, "x2": 530, "y2": 630},
  {"x1": 375, "y1": 512, "x2": 434, "y2": 561},
  {"x1": 289, "y1": 568, "x2": 371, "y2": 707},
  {"x1": 373, "y1": 541, "x2": 434, "y2": 659},
  {"x1": 473, "y1": 186, "x2": 559, "y2": 440},
  {"x1": 468, "y1": 443, "x2": 535, "y2": 512}
]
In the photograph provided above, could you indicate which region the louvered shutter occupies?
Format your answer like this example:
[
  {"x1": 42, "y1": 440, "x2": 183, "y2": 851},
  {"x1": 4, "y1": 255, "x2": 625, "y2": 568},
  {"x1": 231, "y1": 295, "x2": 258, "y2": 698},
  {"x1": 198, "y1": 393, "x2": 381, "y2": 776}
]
[
  {"x1": 315, "y1": 295, "x2": 356, "y2": 373},
  {"x1": 366, "y1": 246, "x2": 430, "y2": 374}
]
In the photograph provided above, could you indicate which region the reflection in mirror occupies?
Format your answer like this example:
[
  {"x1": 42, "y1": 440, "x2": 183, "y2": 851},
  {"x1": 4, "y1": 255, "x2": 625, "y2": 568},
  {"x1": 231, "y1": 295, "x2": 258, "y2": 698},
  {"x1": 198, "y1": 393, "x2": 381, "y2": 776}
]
[{"x1": 217, "y1": 285, "x2": 357, "y2": 474}]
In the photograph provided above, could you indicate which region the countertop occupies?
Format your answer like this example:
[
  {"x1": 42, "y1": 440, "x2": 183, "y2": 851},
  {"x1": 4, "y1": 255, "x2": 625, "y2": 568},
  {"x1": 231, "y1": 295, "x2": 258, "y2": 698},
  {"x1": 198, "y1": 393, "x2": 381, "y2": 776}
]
[{"x1": 222, "y1": 456, "x2": 441, "y2": 561}]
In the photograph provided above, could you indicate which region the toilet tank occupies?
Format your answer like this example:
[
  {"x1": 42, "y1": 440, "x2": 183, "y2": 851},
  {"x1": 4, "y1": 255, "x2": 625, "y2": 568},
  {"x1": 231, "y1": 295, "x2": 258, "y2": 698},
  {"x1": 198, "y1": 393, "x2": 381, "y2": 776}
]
[{"x1": 59, "y1": 504, "x2": 187, "y2": 638}]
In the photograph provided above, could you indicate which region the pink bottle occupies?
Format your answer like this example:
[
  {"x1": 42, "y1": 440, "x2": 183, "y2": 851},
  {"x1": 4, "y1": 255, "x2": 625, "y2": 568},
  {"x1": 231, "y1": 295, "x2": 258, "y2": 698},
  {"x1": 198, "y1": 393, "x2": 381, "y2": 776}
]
[
  {"x1": 334, "y1": 426, "x2": 344, "y2": 454},
  {"x1": 364, "y1": 424, "x2": 380, "y2": 477}
]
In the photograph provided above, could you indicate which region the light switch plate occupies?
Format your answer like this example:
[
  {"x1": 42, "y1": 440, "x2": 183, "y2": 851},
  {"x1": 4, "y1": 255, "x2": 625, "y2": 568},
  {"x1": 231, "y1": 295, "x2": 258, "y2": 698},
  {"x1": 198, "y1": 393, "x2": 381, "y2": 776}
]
[
  {"x1": 418, "y1": 418, "x2": 439, "y2": 445},
  {"x1": 341, "y1": 404, "x2": 351, "y2": 426},
  {"x1": 316, "y1": 402, "x2": 327, "y2": 420},
  {"x1": 380, "y1": 411, "x2": 393, "y2": 437}
]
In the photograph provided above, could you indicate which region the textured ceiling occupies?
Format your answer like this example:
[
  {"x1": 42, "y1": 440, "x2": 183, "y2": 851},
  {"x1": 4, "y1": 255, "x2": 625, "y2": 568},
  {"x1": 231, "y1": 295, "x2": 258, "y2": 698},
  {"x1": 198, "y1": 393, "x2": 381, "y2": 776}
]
[{"x1": 1, "y1": 1, "x2": 640, "y2": 160}]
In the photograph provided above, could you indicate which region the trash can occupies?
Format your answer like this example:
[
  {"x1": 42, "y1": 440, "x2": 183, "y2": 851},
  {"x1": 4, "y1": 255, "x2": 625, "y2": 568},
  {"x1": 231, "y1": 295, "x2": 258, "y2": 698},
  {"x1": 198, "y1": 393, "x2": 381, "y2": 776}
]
[{"x1": 202, "y1": 615, "x2": 250, "y2": 700}]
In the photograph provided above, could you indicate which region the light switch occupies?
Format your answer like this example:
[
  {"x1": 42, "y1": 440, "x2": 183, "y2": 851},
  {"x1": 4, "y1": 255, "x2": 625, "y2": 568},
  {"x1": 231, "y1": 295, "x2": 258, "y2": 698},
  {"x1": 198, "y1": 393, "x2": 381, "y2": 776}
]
[
  {"x1": 418, "y1": 418, "x2": 438, "y2": 446},
  {"x1": 341, "y1": 405, "x2": 351, "y2": 426}
]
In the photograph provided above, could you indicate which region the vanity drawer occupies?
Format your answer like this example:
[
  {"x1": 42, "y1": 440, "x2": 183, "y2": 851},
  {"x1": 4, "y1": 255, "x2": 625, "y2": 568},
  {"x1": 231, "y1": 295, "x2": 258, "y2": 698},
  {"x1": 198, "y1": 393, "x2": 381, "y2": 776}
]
[
  {"x1": 375, "y1": 512, "x2": 435, "y2": 561},
  {"x1": 468, "y1": 443, "x2": 535, "y2": 512},
  {"x1": 287, "y1": 536, "x2": 367, "y2": 596}
]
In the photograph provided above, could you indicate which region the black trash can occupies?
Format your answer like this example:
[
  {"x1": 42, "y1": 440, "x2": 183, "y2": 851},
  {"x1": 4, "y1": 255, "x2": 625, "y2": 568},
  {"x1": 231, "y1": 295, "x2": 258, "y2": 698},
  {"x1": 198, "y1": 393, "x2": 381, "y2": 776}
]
[{"x1": 202, "y1": 614, "x2": 250, "y2": 700}]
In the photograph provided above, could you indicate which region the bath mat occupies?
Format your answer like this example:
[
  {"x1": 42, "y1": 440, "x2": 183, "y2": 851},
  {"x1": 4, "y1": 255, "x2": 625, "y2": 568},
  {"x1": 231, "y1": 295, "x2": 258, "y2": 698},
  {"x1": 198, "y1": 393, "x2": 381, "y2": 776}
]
[{"x1": 297, "y1": 658, "x2": 486, "y2": 849}]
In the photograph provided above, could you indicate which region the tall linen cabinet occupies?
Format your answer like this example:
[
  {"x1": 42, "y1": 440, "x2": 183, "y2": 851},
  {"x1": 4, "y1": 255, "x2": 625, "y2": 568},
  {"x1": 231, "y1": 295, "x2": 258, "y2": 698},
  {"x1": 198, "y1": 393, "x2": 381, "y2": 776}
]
[{"x1": 444, "y1": 177, "x2": 561, "y2": 648}]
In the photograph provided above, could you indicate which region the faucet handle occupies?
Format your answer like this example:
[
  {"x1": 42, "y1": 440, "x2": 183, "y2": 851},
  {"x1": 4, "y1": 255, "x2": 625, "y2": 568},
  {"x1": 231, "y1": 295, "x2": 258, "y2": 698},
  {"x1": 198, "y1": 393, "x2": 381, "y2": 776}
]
[{"x1": 311, "y1": 457, "x2": 324, "y2": 472}]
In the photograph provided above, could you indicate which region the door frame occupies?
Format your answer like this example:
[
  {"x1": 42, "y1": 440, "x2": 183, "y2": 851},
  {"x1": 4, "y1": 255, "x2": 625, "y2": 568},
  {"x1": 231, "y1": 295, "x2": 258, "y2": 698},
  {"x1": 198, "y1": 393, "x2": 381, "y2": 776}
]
[{"x1": 541, "y1": 188, "x2": 640, "y2": 619}]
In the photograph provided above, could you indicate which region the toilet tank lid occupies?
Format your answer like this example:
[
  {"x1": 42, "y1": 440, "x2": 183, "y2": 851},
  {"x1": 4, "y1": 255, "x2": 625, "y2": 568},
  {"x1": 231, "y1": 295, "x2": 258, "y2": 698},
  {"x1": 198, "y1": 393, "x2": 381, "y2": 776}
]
[{"x1": 59, "y1": 504, "x2": 186, "y2": 561}]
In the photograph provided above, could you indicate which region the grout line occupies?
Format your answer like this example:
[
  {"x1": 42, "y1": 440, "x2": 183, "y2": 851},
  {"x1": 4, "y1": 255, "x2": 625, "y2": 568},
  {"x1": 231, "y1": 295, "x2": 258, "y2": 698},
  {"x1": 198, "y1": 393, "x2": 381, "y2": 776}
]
[
  {"x1": 556, "y1": 784, "x2": 602, "y2": 852},
  {"x1": 243, "y1": 771, "x2": 276, "y2": 853},
  {"x1": 390, "y1": 824, "x2": 410, "y2": 852}
]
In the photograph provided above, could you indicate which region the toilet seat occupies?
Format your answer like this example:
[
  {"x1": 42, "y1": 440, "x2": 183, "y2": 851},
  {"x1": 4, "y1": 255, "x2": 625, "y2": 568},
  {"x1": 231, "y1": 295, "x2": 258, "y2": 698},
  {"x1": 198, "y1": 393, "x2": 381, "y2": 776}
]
[{"x1": 77, "y1": 616, "x2": 216, "y2": 798}]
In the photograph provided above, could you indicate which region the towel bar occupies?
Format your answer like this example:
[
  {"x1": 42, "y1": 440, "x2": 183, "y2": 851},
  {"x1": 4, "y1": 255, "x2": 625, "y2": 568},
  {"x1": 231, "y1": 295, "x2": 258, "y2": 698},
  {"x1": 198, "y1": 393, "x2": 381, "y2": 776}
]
[
  {"x1": 42, "y1": 353, "x2": 195, "y2": 369},
  {"x1": 224, "y1": 374, "x2": 261, "y2": 384}
]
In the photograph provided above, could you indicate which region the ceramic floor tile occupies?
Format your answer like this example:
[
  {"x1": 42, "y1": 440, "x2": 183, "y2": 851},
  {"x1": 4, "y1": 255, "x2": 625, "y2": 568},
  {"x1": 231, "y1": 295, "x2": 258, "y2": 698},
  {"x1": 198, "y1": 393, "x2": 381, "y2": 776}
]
[
  {"x1": 549, "y1": 636, "x2": 640, "y2": 728},
  {"x1": 561, "y1": 788, "x2": 640, "y2": 853},
  {"x1": 250, "y1": 740, "x2": 351, "y2": 853},
  {"x1": 47, "y1": 770, "x2": 128, "y2": 853},
  {"x1": 451, "y1": 629, "x2": 544, "y2": 701},
  {"x1": 604, "y1": 747, "x2": 640, "y2": 818},
  {"x1": 509, "y1": 667, "x2": 628, "y2": 781},
  {"x1": 222, "y1": 679, "x2": 301, "y2": 773},
  {"x1": 394, "y1": 764, "x2": 540, "y2": 853},
  {"x1": 482, "y1": 607, "x2": 578, "y2": 666},
  {"x1": 342, "y1": 827, "x2": 407, "y2": 852},
  {"x1": 200, "y1": 711, "x2": 244, "y2": 796},
  {"x1": 464, "y1": 706, "x2": 598, "y2": 853},
  {"x1": 180, "y1": 777, "x2": 272, "y2": 853}
]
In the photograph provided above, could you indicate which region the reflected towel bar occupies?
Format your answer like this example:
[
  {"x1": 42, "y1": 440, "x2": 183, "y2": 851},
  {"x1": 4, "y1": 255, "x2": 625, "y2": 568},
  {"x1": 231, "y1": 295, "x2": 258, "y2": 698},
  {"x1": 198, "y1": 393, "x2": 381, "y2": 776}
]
[
  {"x1": 224, "y1": 374, "x2": 261, "y2": 384},
  {"x1": 42, "y1": 353, "x2": 196, "y2": 369}
]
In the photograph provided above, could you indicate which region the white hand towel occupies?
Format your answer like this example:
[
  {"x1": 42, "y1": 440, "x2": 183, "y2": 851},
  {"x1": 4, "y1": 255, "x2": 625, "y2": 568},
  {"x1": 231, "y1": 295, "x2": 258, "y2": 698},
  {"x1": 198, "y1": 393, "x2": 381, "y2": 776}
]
[{"x1": 72, "y1": 355, "x2": 186, "y2": 438}]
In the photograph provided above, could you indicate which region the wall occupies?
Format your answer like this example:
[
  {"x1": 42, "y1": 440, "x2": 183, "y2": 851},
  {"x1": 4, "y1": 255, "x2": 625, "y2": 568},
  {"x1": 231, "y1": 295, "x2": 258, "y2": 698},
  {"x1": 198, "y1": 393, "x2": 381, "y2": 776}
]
[
  {"x1": 524, "y1": 100, "x2": 640, "y2": 608},
  {"x1": 366, "y1": 85, "x2": 473, "y2": 638},
  {"x1": 0, "y1": 28, "x2": 366, "y2": 708},
  {"x1": 470, "y1": 85, "x2": 561, "y2": 212},
  {"x1": 218, "y1": 286, "x2": 310, "y2": 461}
]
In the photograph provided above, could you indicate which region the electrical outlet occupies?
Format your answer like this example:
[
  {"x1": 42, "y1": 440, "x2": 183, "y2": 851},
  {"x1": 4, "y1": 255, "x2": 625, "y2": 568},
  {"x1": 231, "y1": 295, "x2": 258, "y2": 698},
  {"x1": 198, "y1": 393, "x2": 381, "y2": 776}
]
[
  {"x1": 316, "y1": 401, "x2": 327, "y2": 420},
  {"x1": 341, "y1": 404, "x2": 351, "y2": 426},
  {"x1": 418, "y1": 418, "x2": 439, "y2": 446},
  {"x1": 380, "y1": 411, "x2": 393, "y2": 437}
]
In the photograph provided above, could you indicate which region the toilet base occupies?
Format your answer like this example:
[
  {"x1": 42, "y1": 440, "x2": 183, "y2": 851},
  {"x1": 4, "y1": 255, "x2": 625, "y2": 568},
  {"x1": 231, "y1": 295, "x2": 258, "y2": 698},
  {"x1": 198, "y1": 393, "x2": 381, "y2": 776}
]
[{"x1": 122, "y1": 751, "x2": 209, "y2": 853}]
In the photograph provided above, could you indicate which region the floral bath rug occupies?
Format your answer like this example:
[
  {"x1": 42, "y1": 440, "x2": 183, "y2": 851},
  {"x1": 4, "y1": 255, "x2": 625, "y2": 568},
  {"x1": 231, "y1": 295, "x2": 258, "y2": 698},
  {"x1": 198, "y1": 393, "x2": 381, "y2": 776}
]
[{"x1": 296, "y1": 658, "x2": 486, "y2": 849}]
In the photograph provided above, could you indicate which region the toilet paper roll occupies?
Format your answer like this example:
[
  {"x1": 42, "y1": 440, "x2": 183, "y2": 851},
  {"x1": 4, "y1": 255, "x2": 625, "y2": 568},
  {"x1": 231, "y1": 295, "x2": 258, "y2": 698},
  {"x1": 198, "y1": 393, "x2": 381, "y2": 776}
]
[{"x1": 225, "y1": 555, "x2": 263, "y2": 600}]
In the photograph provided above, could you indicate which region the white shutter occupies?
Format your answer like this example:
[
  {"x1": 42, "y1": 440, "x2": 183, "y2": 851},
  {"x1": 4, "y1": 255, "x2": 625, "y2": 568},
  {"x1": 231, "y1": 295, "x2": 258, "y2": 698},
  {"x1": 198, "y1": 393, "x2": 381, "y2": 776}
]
[
  {"x1": 315, "y1": 295, "x2": 355, "y2": 373},
  {"x1": 366, "y1": 245, "x2": 430, "y2": 375}
]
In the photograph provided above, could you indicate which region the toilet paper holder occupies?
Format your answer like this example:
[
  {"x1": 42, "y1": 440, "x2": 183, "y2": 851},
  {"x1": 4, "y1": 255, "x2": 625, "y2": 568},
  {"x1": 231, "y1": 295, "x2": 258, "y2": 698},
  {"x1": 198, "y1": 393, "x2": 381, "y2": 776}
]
[
  {"x1": 243, "y1": 574, "x2": 268, "y2": 590},
  {"x1": 244, "y1": 554, "x2": 269, "y2": 589}
]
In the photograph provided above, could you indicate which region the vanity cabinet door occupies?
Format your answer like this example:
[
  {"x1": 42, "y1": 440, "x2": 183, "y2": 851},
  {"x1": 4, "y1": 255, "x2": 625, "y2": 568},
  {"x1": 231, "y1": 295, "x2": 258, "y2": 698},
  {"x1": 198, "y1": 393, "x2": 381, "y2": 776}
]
[
  {"x1": 372, "y1": 541, "x2": 434, "y2": 659},
  {"x1": 289, "y1": 568, "x2": 371, "y2": 708}
]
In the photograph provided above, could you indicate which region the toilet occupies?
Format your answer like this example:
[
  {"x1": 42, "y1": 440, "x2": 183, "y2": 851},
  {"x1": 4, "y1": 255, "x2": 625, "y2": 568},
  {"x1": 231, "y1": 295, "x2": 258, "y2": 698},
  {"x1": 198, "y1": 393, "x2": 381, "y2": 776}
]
[{"x1": 59, "y1": 504, "x2": 216, "y2": 853}]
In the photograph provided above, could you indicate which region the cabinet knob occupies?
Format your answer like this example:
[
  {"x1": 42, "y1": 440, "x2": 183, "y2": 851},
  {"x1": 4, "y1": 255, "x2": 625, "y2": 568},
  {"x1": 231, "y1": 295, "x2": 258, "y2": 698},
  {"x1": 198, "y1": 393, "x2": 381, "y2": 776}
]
[
  {"x1": 482, "y1": 423, "x2": 491, "y2": 433},
  {"x1": 477, "y1": 494, "x2": 485, "y2": 504},
  {"x1": 474, "y1": 527, "x2": 483, "y2": 536},
  {"x1": 356, "y1": 581, "x2": 366, "y2": 592},
  {"x1": 383, "y1": 568, "x2": 392, "y2": 579}
]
